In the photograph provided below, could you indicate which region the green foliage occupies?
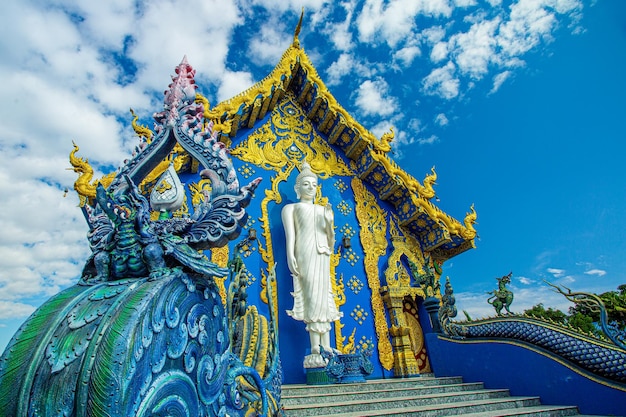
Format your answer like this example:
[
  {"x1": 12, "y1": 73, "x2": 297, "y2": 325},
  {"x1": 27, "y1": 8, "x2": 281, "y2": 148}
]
[
  {"x1": 568, "y1": 285, "x2": 626, "y2": 331},
  {"x1": 524, "y1": 303, "x2": 567, "y2": 324},
  {"x1": 525, "y1": 284, "x2": 626, "y2": 336},
  {"x1": 567, "y1": 312, "x2": 598, "y2": 335}
]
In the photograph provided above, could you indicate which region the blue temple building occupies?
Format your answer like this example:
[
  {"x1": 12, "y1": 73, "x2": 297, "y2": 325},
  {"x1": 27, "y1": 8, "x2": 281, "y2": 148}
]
[{"x1": 188, "y1": 30, "x2": 477, "y2": 384}]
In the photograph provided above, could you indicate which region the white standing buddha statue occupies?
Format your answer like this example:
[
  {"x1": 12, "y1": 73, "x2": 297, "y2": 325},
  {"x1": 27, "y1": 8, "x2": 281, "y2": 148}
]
[{"x1": 281, "y1": 162, "x2": 342, "y2": 368}]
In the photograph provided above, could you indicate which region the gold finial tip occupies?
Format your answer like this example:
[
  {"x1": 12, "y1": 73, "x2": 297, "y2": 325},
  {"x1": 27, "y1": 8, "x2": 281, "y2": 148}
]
[{"x1": 293, "y1": 8, "x2": 304, "y2": 48}]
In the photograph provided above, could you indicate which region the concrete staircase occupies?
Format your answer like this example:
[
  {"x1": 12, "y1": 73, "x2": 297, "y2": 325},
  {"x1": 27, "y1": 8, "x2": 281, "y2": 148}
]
[{"x1": 280, "y1": 376, "x2": 599, "y2": 416}]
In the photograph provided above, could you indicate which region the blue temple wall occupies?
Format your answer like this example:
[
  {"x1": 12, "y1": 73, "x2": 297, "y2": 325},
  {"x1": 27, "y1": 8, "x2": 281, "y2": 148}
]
[{"x1": 425, "y1": 333, "x2": 626, "y2": 415}]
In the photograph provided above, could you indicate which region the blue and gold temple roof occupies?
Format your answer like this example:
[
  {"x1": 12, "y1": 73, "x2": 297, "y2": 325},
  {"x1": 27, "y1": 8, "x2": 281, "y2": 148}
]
[{"x1": 204, "y1": 35, "x2": 477, "y2": 262}]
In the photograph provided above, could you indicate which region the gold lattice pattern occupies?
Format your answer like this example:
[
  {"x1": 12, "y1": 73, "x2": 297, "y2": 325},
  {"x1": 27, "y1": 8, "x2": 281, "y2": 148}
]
[
  {"x1": 350, "y1": 305, "x2": 369, "y2": 325},
  {"x1": 347, "y1": 275, "x2": 364, "y2": 295},
  {"x1": 358, "y1": 336, "x2": 374, "y2": 352},
  {"x1": 245, "y1": 217, "x2": 257, "y2": 230},
  {"x1": 339, "y1": 224, "x2": 356, "y2": 239},
  {"x1": 334, "y1": 179, "x2": 348, "y2": 193},
  {"x1": 237, "y1": 163, "x2": 256, "y2": 179},
  {"x1": 242, "y1": 269, "x2": 256, "y2": 286},
  {"x1": 336, "y1": 200, "x2": 352, "y2": 216},
  {"x1": 342, "y1": 247, "x2": 360, "y2": 267},
  {"x1": 238, "y1": 243, "x2": 257, "y2": 258}
]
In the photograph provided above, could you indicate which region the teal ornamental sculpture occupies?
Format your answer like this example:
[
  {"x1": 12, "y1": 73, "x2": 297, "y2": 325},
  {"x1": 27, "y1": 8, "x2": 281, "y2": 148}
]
[{"x1": 0, "y1": 57, "x2": 282, "y2": 417}]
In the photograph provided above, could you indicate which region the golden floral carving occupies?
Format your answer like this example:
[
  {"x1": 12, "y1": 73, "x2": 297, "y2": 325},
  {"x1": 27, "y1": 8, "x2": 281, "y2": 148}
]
[
  {"x1": 351, "y1": 177, "x2": 394, "y2": 370},
  {"x1": 231, "y1": 97, "x2": 352, "y2": 178},
  {"x1": 384, "y1": 217, "x2": 427, "y2": 298}
]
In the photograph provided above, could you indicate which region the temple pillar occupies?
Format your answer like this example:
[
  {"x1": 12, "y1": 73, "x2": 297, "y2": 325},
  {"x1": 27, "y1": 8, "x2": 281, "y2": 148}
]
[{"x1": 380, "y1": 286, "x2": 420, "y2": 377}]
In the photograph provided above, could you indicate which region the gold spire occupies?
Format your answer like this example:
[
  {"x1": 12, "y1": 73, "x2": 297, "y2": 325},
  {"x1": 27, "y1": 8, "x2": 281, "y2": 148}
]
[{"x1": 292, "y1": 8, "x2": 304, "y2": 48}]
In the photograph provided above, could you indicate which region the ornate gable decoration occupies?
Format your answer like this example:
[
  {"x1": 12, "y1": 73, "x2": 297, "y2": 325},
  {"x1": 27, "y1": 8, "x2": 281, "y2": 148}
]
[{"x1": 206, "y1": 32, "x2": 476, "y2": 261}]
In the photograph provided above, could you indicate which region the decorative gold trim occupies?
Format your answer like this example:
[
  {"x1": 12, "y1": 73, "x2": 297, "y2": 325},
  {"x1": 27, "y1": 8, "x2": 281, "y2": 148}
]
[
  {"x1": 188, "y1": 178, "x2": 213, "y2": 208},
  {"x1": 332, "y1": 261, "x2": 346, "y2": 352},
  {"x1": 196, "y1": 93, "x2": 232, "y2": 137},
  {"x1": 258, "y1": 168, "x2": 291, "y2": 306},
  {"x1": 210, "y1": 246, "x2": 230, "y2": 305},
  {"x1": 352, "y1": 177, "x2": 394, "y2": 370},
  {"x1": 384, "y1": 217, "x2": 427, "y2": 297},
  {"x1": 372, "y1": 127, "x2": 394, "y2": 154},
  {"x1": 230, "y1": 96, "x2": 352, "y2": 178},
  {"x1": 405, "y1": 192, "x2": 477, "y2": 240}
]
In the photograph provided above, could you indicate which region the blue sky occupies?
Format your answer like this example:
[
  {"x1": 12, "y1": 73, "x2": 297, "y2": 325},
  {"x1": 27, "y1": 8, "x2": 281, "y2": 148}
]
[{"x1": 0, "y1": 0, "x2": 624, "y2": 352}]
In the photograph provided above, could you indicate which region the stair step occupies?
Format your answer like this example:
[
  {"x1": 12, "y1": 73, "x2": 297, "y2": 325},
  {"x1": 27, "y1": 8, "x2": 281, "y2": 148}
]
[
  {"x1": 457, "y1": 405, "x2": 584, "y2": 417},
  {"x1": 282, "y1": 376, "x2": 464, "y2": 396},
  {"x1": 281, "y1": 382, "x2": 485, "y2": 406},
  {"x1": 322, "y1": 401, "x2": 581, "y2": 417},
  {"x1": 282, "y1": 389, "x2": 525, "y2": 416},
  {"x1": 280, "y1": 376, "x2": 603, "y2": 417}
]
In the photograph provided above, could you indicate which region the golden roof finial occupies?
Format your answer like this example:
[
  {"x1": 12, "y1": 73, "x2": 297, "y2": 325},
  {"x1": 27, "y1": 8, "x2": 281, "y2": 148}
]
[
  {"x1": 293, "y1": 8, "x2": 304, "y2": 48},
  {"x1": 461, "y1": 204, "x2": 478, "y2": 239},
  {"x1": 68, "y1": 141, "x2": 116, "y2": 206},
  {"x1": 130, "y1": 108, "x2": 153, "y2": 143},
  {"x1": 373, "y1": 127, "x2": 394, "y2": 154}
]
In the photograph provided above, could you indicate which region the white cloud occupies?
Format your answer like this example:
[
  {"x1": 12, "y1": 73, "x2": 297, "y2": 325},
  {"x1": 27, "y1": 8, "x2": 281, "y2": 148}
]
[
  {"x1": 356, "y1": 0, "x2": 452, "y2": 47},
  {"x1": 454, "y1": 0, "x2": 477, "y2": 6},
  {"x1": 430, "y1": 41, "x2": 449, "y2": 63},
  {"x1": 407, "y1": 118, "x2": 423, "y2": 134},
  {"x1": 584, "y1": 269, "x2": 607, "y2": 277},
  {"x1": 421, "y1": 26, "x2": 447, "y2": 46},
  {"x1": 248, "y1": 19, "x2": 293, "y2": 67},
  {"x1": 417, "y1": 135, "x2": 439, "y2": 145},
  {"x1": 326, "y1": 53, "x2": 377, "y2": 86},
  {"x1": 547, "y1": 268, "x2": 566, "y2": 278},
  {"x1": 422, "y1": 61, "x2": 460, "y2": 99},
  {"x1": 0, "y1": 174, "x2": 89, "y2": 305},
  {"x1": 318, "y1": 1, "x2": 357, "y2": 52},
  {"x1": 216, "y1": 70, "x2": 256, "y2": 103},
  {"x1": 0, "y1": 301, "x2": 36, "y2": 321},
  {"x1": 354, "y1": 78, "x2": 398, "y2": 117},
  {"x1": 417, "y1": 0, "x2": 583, "y2": 104},
  {"x1": 128, "y1": 0, "x2": 242, "y2": 92},
  {"x1": 490, "y1": 70, "x2": 512, "y2": 93},
  {"x1": 449, "y1": 17, "x2": 500, "y2": 78},
  {"x1": 326, "y1": 53, "x2": 356, "y2": 85},
  {"x1": 248, "y1": 0, "x2": 330, "y2": 12},
  {"x1": 394, "y1": 45, "x2": 422, "y2": 67},
  {"x1": 434, "y1": 113, "x2": 449, "y2": 126},
  {"x1": 495, "y1": 0, "x2": 581, "y2": 59}
]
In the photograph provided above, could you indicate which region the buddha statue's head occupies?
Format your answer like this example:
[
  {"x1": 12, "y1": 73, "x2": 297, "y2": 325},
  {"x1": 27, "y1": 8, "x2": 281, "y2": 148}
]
[{"x1": 294, "y1": 162, "x2": 317, "y2": 201}]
